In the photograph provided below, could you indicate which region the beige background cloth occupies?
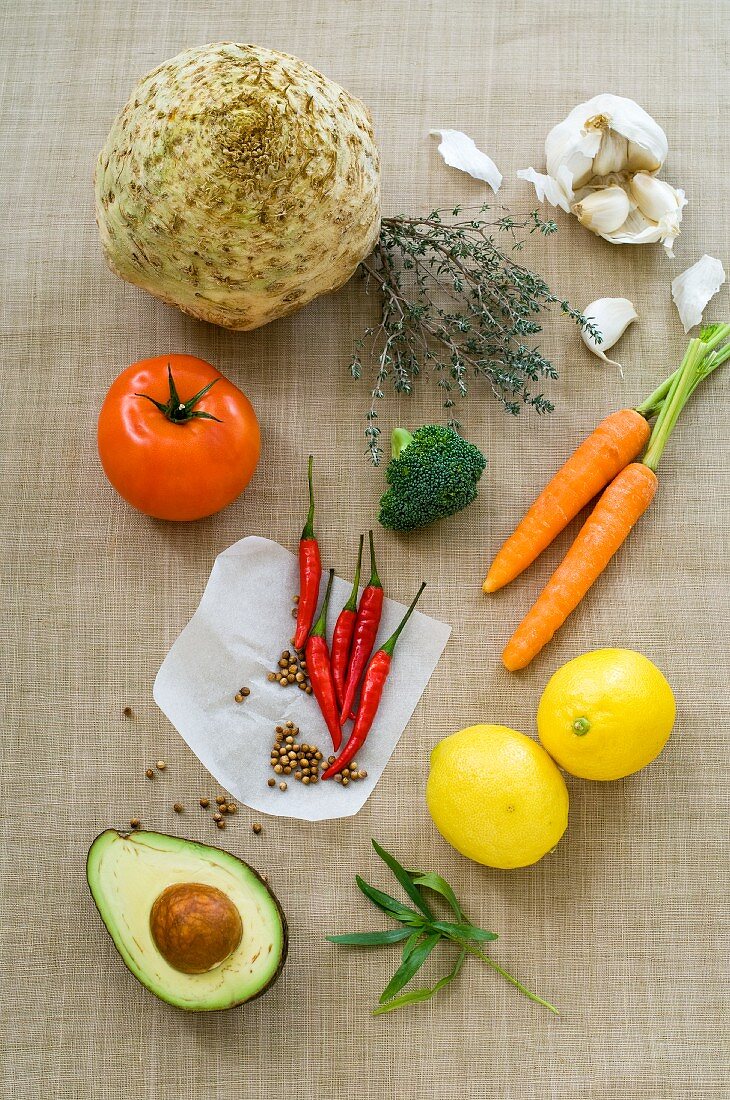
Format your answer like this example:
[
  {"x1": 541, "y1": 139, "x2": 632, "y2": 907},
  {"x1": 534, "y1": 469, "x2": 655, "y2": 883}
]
[{"x1": 1, "y1": 1, "x2": 728, "y2": 1097}]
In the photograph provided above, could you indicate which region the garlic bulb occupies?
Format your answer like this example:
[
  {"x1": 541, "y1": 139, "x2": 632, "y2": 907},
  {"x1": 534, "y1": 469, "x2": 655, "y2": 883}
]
[
  {"x1": 518, "y1": 93, "x2": 686, "y2": 256},
  {"x1": 580, "y1": 297, "x2": 638, "y2": 371}
]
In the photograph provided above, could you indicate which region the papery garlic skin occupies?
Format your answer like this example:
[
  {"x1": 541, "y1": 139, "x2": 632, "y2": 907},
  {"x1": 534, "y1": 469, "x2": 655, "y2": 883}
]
[
  {"x1": 430, "y1": 130, "x2": 502, "y2": 192},
  {"x1": 580, "y1": 297, "x2": 638, "y2": 371},
  {"x1": 520, "y1": 93, "x2": 684, "y2": 255},
  {"x1": 671, "y1": 255, "x2": 727, "y2": 333}
]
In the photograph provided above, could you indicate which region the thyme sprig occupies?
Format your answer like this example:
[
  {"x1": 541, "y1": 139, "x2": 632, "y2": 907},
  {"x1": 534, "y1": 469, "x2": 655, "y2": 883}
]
[
  {"x1": 326, "y1": 840, "x2": 558, "y2": 1016},
  {"x1": 350, "y1": 206, "x2": 600, "y2": 464}
]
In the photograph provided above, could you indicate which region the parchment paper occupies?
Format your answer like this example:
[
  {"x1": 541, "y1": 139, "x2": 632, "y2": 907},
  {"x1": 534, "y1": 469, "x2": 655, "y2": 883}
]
[{"x1": 153, "y1": 536, "x2": 451, "y2": 820}]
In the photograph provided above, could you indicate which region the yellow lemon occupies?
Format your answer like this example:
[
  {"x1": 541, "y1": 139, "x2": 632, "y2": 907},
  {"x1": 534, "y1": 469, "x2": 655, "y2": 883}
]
[
  {"x1": 537, "y1": 649, "x2": 675, "y2": 781},
  {"x1": 426, "y1": 725, "x2": 569, "y2": 869}
]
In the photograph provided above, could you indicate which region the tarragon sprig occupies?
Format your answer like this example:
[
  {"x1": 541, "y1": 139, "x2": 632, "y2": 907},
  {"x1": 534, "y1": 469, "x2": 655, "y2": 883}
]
[
  {"x1": 351, "y1": 206, "x2": 600, "y2": 464},
  {"x1": 326, "y1": 840, "x2": 558, "y2": 1016}
]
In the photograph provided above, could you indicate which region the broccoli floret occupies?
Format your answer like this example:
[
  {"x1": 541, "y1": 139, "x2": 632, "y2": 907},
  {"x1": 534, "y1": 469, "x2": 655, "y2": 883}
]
[{"x1": 378, "y1": 425, "x2": 486, "y2": 532}]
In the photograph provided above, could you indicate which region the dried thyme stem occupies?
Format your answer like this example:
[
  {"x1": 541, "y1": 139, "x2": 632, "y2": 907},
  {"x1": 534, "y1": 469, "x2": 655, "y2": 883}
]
[{"x1": 350, "y1": 206, "x2": 599, "y2": 464}]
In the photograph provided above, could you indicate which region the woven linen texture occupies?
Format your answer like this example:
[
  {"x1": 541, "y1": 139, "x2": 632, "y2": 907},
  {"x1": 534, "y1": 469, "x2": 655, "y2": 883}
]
[{"x1": 1, "y1": 1, "x2": 728, "y2": 1097}]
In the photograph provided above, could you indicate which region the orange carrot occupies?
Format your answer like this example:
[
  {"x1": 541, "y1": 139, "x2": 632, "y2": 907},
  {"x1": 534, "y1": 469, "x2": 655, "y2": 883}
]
[
  {"x1": 501, "y1": 325, "x2": 730, "y2": 670},
  {"x1": 502, "y1": 464, "x2": 656, "y2": 670},
  {"x1": 484, "y1": 409, "x2": 650, "y2": 593}
]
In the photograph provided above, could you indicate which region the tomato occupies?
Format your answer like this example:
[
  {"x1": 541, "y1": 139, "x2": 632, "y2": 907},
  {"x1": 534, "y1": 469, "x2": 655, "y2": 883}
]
[{"x1": 97, "y1": 354, "x2": 260, "y2": 521}]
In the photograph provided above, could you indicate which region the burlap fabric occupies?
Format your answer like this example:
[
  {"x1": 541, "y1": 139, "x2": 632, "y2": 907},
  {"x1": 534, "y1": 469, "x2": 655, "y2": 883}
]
[{"x1": 2, "y1": 2, "x2": 728, "y2": 1097}]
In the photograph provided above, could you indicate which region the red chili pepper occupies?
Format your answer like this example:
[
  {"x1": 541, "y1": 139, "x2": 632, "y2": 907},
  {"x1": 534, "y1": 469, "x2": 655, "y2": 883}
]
[
  {"x1": 323, "y1": 582, "x2": 426, "y2": 779},
  {"x1": 293, "y1": 455, "x2": 322, "y2": 651},
  {"x1": 330, "y1": 535, "x2": 364, "y2": 712},
  {"x1": 305, "y1": 570, "x2": 342, "y2": 752},
  {"x1": 339, "y1": 530, "x2": 383, "y2": 725}
]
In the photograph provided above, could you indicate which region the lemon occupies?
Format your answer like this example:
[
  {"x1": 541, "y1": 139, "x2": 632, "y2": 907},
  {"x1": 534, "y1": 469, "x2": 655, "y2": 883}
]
[
  {"x1": 537, "y1": 649, "x2": 675, "y2": 781},
  {"x1": 426, "y1": 725, "x2": 569, "y2": 869}
]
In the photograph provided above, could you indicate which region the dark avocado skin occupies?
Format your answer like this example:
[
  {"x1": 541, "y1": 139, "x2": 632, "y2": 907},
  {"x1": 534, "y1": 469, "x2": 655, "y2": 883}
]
[{"x1": 86, "y1": 829, "x2": 288, "y2": 1011}]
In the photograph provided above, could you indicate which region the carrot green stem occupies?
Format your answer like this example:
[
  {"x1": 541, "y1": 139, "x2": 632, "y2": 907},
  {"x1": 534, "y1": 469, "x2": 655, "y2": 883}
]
[
  {"x1": 635, "y1": 373, "x2": 676, "y2": 419},
  {"x1": 643, "y1": 326, "x2": 730, "y2": 472}
]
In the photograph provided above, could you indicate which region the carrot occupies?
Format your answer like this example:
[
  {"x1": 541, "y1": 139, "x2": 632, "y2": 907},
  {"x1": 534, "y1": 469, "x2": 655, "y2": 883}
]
[
  {"x1": 502, "y1": 324, "x2": 730, "y2": 670},
  {"x1": 503, "y1": 464, "x2": 656, "y2": 670},
  {"x1": 483, "y1": 408, "x2": 650, "y2": 593}
]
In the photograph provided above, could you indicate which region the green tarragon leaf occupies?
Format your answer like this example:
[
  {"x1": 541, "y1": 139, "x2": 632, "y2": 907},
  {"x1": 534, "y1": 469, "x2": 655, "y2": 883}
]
[
  {"x1": 373, "y1": 951, "x2": 467, "y2": 1016},
  {"x1": 371, "y1": 841, "x2": 434, "y2": 919},
  {"x1": 355, "y1": 876, "x2": 426, "y2": 926},
  {"x1": 326, "y1": 928, "x2": 413, "y2": 947},
  {"x1": 379, "y1": 933, "x2": 441, "y2": 1004}
]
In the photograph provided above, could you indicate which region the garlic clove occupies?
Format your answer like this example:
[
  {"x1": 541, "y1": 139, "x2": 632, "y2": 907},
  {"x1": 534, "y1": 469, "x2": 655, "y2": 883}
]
[
  {"x1": 572, "y1": 185, "x2": 631, "y2": 234},
  {"x1": 516, "y1": 166, "x2": 573, "y2": 212},
  {"x1": 626, "y1": 139, "x2": 663, "y2": 174},
  {"x1": 630, "y1": 173, "x2": 686, "y2": 223},
  {"x1": 671, "y1": 255, "x2": 727, "y2": 333},
  {"x1": 591, "y1": 129, "x2": 629, "y2": 177},
  {"x1": 429, "y1": 130, "x2": 502, "y2": 192},
  {"x1": 581, "y1": 297, "x2": 638, "y2": 371},
  {"x1": 593, "y1": 178, "x2": 689, "y2": 258}
]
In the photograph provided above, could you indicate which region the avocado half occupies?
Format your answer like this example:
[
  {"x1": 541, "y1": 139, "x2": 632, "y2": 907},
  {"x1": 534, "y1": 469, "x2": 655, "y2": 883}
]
[{"x1": 87, "y1": 830, "x2": 288, "y2": 1011}]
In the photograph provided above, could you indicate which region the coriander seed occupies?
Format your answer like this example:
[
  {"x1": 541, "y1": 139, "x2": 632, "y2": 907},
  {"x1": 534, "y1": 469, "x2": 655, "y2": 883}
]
[
  {"x1": 173, "y1": 803, "x2": 184, "y2": 814},
  {"x1": 145, "y1": 768, "x2": 154, "y2": 780},
  {"x1": 156, "y1": 760, "x2": 166, "y2": 771},
  {"x1": 129, "y1": 818, "x2": 141, "y2": 829},
  {"x1": 267, "y1": 778, "x2": 276, "y2": 788},
  {"x1": 279, "y1": 782, "x2": 287, "y2": 792},
  {"x1": 252, "y1": 823, "x2": 262, "y2": 835},
  {"x1": 199, "y1": 798, "x2": 210, "y2": 808},
  {"x1": 213, "y1": 812, "x2": 223, "y2": 822},
  {"x1": 123, "y1": 706, "x2": 133, "y2": 718},
  {"x1": 215, "y1": 795, "x2": 227, "y2": 805}
]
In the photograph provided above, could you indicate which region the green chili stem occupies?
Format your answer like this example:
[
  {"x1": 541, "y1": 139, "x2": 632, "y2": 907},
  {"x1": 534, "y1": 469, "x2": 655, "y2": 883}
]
[
  {"x1": 301, "y1": 455, "x2": 315, "y2": 540},
  {"x1": 343, "y1": 535, "x2": 365, "y2": 613},
  {"x1": 367, "y1": 528, "x2": 382, "y2": 589},
  {"x1": 310, "y1": 569, "x2": 334, "y2": 638},
  {"x1": 380, "y1": 583, "x2": 426, "y2": 658}
]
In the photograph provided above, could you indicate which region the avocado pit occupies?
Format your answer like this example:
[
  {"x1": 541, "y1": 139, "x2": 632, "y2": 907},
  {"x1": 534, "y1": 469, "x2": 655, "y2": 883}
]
[{"x1": 150, "y1": 882, "x2": 242, "y2": 974}]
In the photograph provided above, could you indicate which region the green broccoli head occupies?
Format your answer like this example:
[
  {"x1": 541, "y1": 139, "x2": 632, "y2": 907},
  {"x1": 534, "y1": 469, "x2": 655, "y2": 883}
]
[{"x1": 378, "y1": 425, "x2": 486, "y2": 532}]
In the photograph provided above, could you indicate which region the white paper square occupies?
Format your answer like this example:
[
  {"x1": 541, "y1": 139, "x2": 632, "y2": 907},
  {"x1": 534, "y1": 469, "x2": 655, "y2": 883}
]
[{"x1": 153, "y1": 536, "x2": 451, "y2": 820}]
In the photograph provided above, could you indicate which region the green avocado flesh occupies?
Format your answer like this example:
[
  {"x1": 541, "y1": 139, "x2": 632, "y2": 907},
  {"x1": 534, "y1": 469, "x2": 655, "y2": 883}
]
[{"x1": 86, "y1": 830, "x2": 287, "y2": 1011}]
